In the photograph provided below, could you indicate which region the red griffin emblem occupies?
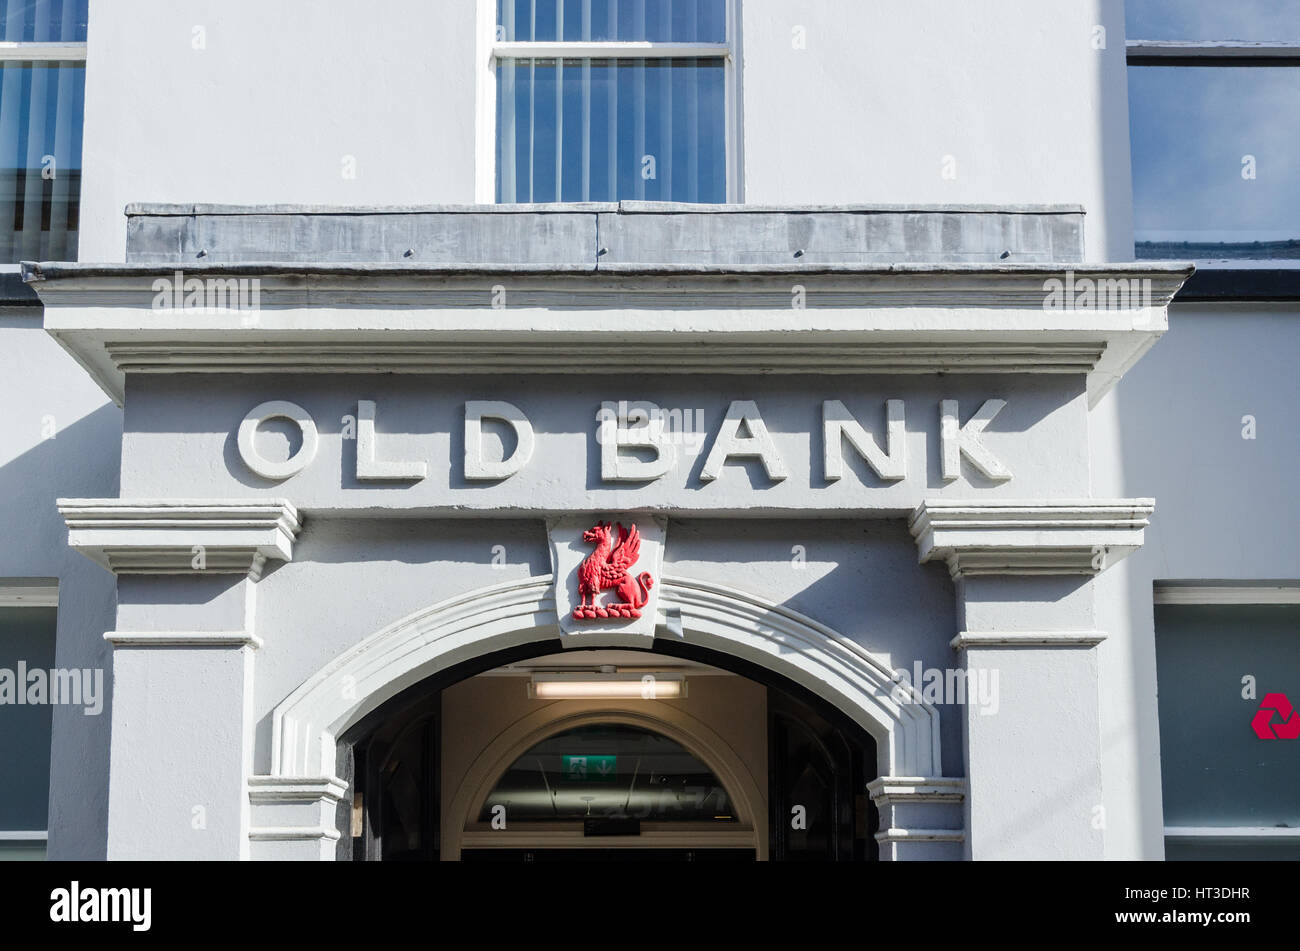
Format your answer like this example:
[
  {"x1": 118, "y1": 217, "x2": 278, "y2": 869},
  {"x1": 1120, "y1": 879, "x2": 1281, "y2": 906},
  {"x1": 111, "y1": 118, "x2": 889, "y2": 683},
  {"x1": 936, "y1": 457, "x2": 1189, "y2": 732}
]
[{"x1": 573, "y1": 521, "x2": 655, "y2": 621}]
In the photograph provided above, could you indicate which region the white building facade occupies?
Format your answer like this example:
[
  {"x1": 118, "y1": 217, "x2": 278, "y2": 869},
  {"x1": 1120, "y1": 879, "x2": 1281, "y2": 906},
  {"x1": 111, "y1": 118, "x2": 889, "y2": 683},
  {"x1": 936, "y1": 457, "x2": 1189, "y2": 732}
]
[{"x1": 1, "y1": 0, "x2": 1297, "y2": 862}]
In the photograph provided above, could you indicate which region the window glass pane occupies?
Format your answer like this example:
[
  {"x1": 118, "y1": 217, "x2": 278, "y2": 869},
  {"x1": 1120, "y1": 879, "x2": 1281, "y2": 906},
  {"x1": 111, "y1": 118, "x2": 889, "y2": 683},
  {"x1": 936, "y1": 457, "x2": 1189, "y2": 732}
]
[
  {"x1": 1129, "y1": 67, "x2": 1300, "y2": 259},
  {"x1": 1155, "y1": 604, "x2": 1300, "y2": 830},
  {"x1": 479, "y1": 724, "x2": 736, "y2": 822},
  {"x1": 0, "y1": 60, "x2": 84, "y2": 262},
  {"x1": 0, "y1": 607, "x2": 57, "y2": 834},
  {"x1": 498, "y1": 0, "x2": 726, "y2": 43},
  {"x1": 0, "y1": 0, "x2": 88, "y2": 43},
  {"x1": 497, "y1": 57, "x2": 725, "y2": 203},
  {"x1": 1126, "y1": 1, "x2": 1300, "y2": 42},
  {"x1": 1166, "y1": 839, "x2": 1300, "y2": 861}
]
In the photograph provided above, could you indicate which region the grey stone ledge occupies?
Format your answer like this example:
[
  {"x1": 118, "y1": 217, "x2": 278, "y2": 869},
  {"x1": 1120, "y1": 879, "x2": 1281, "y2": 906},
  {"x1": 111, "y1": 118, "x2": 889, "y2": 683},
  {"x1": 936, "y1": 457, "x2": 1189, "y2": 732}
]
[
  {"x1": 23, "y1": 260, "x2": 1195, "y2": 282},
  {"x1": 125, "y1": 201, "x2": 1087, "y2": 217}
]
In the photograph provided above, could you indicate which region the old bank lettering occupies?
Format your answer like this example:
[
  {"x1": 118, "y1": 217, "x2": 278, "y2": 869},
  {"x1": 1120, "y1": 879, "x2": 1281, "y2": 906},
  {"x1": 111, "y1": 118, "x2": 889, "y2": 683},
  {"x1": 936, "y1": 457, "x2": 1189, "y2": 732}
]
[{"x1": 234, "y1": 397, "x2": 1012, "y2": 485}]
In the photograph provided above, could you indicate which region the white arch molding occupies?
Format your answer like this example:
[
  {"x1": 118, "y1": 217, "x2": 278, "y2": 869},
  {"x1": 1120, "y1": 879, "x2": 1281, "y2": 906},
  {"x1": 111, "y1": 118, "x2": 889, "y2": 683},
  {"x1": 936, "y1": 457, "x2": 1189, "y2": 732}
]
[{"x1": 270, "y1": 574, "x2": 943, "y2": 782}]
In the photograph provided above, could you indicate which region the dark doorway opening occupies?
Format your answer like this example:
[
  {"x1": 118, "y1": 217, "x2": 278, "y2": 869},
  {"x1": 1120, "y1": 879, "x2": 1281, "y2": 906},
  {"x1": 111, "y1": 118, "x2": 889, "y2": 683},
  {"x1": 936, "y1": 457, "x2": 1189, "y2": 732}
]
[{"x1": 341, "y1": 640, "x2": 878, "y2": 861}]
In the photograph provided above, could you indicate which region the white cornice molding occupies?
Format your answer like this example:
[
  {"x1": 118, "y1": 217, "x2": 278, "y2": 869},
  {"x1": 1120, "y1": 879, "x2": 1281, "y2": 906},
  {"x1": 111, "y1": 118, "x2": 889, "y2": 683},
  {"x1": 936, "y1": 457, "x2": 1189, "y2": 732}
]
[
  {"x1": 58, "y1": 499, "x2": 301, "y2": 580},
  {"x1": 247, "y1": 826, "x2": 342, "y2": 842},
  {"x1": 866, "y1": 777, "x2": 967, "y2": 805},
  {"x1": 25, "y1": 263, "x2": 1190, "y2": 407},
  {"x1": 104, "y1": 631, "x2": 263, "y2": 649},
  {"x1": 909, "y1": 499, "x2": 1154, "y2": 578},
  {"x1": 247, "y1": 775, "x2": 349, "y2": 804},
  {"x1": 874, "y1": 828, "x2": 966, "y2": 843},
  {"x1": 950, "y1": 630, "x2": 1108, "y2": 649}
]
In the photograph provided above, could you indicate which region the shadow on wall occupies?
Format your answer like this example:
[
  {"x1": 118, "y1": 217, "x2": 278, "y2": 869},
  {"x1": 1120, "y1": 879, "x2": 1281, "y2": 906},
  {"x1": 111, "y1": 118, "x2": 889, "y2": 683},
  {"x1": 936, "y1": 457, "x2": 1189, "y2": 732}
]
[{"x1": 0, "y1": 399, "x2": 122, "y2": 860}]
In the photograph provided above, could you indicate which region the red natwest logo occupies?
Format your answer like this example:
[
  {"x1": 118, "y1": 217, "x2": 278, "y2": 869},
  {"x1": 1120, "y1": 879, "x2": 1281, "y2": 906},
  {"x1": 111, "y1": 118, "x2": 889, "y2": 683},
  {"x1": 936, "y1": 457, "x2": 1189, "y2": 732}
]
[{"x1": 1252, "y1": 692, "x2": 1300, "y2": 739}]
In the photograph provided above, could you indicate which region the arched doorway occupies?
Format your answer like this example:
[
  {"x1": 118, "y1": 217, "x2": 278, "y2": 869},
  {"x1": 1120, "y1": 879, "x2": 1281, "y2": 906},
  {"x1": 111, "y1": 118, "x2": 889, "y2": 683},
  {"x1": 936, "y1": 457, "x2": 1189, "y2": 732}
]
[
  {"x1": 340, "y1": 644, "x2": 878, "y2": 861},
  {"x1": 266, "y1": 574, "x2": 945, "y2": 860}
]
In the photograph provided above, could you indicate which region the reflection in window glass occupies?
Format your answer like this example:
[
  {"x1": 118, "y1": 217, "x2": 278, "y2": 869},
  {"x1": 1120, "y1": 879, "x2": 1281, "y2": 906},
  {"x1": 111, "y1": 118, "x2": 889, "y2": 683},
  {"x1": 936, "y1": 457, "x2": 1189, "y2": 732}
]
[
  {"x1": 0, "y1": 608, "x2": 56, "y2": 840},
  {"x1": 499, "y1": 0, "x2": 726, "y2": 44},
  {"x1": 1126, "y1": 0, "x2": 1300, "y2": 42},
  {"x1": 479, "y1": 724, "x2": 736, "y2": 822},
  {"x1": 1129, "y1": 67, "x2": 1300, "y2": 259},
  {"x1": 497, "y1": 57, "x2": 725, "y2": 203},
  {"x1": 0, "y1": 0, "x2": 87, "y2": 43},
  {"x1": 1155, "y1": 604, "x2": 1300, "y2": 857},
  {"x1": 0, "y1": 61, "x2": 83, "y2": 262}
]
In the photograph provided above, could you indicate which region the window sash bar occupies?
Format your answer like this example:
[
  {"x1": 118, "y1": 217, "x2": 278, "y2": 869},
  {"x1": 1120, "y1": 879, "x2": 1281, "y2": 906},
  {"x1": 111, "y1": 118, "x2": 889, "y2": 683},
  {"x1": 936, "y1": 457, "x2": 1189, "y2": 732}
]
[
  {"x1": 0, "y1": 41, "x2": 86, "y2": 62},
  {"x1": 493, "y1": 41, "x2": 729, "y2": 60}
]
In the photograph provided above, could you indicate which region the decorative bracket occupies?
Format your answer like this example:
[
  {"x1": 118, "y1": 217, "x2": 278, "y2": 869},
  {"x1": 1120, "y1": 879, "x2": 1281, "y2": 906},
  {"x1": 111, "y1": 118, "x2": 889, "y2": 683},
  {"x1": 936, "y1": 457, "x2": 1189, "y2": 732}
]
[
  {"x1": 58, "y1": 498, "x2": 302, "y2": 580},
  {"x1": 909, "y1": 499, "x2": 1154, "y2": 578}
]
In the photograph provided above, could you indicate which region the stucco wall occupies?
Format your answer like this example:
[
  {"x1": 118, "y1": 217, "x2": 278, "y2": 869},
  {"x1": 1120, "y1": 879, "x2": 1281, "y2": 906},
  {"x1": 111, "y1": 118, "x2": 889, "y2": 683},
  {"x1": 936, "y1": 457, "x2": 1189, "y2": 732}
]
[
  {"x1": 0, "y1": 308, "x2": 120, "y2": 859},
  {"x1": 1092, "y1": 304, "x2": 1300, "y2": 858}
]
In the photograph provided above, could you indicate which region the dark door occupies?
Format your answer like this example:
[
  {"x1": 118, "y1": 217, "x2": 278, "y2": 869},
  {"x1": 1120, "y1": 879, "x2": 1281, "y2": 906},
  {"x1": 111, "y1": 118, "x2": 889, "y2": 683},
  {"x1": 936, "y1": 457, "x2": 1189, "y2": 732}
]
[{"x1": 768, "y1": 687, "x2": 876, "y2": 861}]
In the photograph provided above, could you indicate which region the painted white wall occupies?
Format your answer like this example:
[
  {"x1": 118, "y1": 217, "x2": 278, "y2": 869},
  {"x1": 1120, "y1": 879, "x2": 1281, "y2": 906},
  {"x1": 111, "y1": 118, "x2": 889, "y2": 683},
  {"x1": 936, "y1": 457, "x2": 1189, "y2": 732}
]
[
  {"x1": 79, "y1": 0, "x2": 481, "y2": 261},
  {"x1": 739, "y1": 0, "x2": 1134, "y2": 261},
  {"x1": 0, "y1": 308, "x2": 120, "y2": 859},
  {"x1": 1092, "y1": 305, "x2": 1300, "y2": 859}
]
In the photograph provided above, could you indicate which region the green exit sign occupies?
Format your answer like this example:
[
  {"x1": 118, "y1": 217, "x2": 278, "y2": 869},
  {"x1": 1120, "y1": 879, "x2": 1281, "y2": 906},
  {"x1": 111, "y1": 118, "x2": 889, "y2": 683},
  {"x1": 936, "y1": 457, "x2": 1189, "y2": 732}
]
[{"x1": 562, "y1": 755, "x2": 617, "y2": 782}]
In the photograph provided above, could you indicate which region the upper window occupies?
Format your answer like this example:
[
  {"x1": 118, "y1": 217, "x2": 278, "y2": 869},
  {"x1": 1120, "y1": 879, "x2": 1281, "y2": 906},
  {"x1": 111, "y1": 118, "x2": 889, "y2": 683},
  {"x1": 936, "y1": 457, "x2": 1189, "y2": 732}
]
[
  {"x1": 1126, "y1": 1, "x2": 1300, "y2": 261},
  {"x1": 0, "y1": 0, "x2": 88, "y2": 263},
  {"x1": 492, "y1": 0, "x2": 733, "y2": 204}
]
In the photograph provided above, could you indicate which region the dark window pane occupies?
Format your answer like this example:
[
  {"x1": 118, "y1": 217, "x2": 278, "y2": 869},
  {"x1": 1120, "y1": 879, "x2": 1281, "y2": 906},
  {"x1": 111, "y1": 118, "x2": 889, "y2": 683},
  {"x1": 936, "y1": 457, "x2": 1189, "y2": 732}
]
[
  {"x1": 479, "y1": 724, "x2": 736, "y2": 822},
  {"x1": 1155, "y1": 604, "x2": 1300, "y2": 829},
  {"x1": 1166, "y1": 839, "x2": 1300, "y2": 861},
  {"x1": 0, "y1": 0, "x2": 88, "y2": 43},
  {"x1": 498, "y1": 0, "x2": 726, "y2": 43},
  {"x1": 0, "y1": 607, "x2": 57, "y2": 832},
  {"x1": 497, "y1": 57, "x2": 726, "y2": 203},
  {"x1": 0, "y1": 61, "x2": 83, "y2": 262},
  {"x1": 1129, "y1": 67, "x2": 1300, "y2": 259},
  {"x1": 1126, "y1": 1, "x2": 1300, "y2": 42}
]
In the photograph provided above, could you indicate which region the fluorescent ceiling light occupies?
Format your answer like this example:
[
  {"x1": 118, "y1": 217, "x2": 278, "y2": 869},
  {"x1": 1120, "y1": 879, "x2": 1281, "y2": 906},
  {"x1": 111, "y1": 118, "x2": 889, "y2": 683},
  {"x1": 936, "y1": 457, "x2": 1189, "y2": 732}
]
[{"x1": 528, "y1": 672, "x2": 686, "y2": 700}]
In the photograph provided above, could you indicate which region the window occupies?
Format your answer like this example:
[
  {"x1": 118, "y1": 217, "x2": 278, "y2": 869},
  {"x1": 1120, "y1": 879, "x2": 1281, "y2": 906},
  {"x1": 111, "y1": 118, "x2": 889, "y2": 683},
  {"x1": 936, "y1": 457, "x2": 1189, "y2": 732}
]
[
  {"x1": 1126, "y1": 1, "x2": 1300, "y2": 260},
  {"x1": 489, "y1": 0, "x2": 736, "y2": 203},
  {"x1": 480, "y1": 723, "x2": 736, "y2": 823},
  {"x1": 0, "y1": 0, "x2": 88, "y2": 263},
  {"x1": 0, "y1": 592, "x2": 58, "y2": 862},
  {"x1": 1153, "y1": 587, "x2": 1300, "y2": 860}
]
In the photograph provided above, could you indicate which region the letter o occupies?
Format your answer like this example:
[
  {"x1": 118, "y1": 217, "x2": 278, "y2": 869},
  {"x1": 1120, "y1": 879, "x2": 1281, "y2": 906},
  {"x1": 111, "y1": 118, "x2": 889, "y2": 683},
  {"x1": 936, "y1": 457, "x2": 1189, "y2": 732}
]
[{"x1": 237, "y1": 400, "x2": 318, "y2": 481}]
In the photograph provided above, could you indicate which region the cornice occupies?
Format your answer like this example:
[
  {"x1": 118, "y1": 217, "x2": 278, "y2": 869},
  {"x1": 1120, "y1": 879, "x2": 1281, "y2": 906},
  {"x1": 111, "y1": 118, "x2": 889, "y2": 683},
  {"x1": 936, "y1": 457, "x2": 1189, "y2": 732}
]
[
  {"x1": 25, "y1": 262, "x2": 1191, "y2": 407},
  {"x1": 104, "y1": 630, "x2": 263, "y2": 649},
  {"x1": 949, "y1": 630, "x2": 1108, "y2": 649},
  {"x1": 909, "y1": 499, "x2": 1155, "y2": 578},
  {"x1": 866, "y1": 776, "x2": 967, "y2": 805},
  {"x1": 58, "y1": 499, "x2": 301, "y2": 580},
  {"x1": 247, "y1": 775, "x2": 349, "y2": 804}
]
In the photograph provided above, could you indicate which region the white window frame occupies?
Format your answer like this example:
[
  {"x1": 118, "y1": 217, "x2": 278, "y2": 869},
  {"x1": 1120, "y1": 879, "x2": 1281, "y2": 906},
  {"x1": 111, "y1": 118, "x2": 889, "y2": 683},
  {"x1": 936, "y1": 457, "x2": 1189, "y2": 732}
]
[
  {"x1": 475, "y1": 0, "x2": 742, "y2": 204},
  {"x1": 1154, "y1": 583, "x2": 1300, "y2": 853},
  {"x1": 0, "y1": 579, "x2": 58, "y2": 860}
]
